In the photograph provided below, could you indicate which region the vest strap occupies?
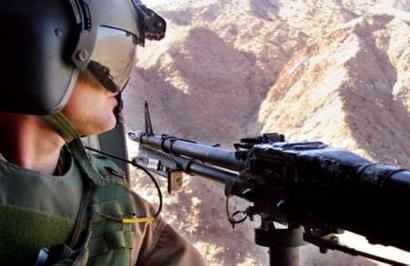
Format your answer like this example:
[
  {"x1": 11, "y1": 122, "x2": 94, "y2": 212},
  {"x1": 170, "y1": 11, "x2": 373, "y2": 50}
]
[
  {"x1": 42, "y1": 112, "x2": 106, "y2": 253},
  {"x1": 41, "y1": 112, "x2": 134, "y2": 265}
]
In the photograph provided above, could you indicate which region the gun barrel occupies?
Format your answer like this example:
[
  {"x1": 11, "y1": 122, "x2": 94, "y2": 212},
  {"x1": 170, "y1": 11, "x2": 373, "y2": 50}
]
[
  {"x1": 387, "y1": 170, "x2": 410, "y2": 192},
  {"x1": 173, "y1": 156, "x2": 238, "y2": 184},
  {"x1": 129, "y1": 131, "x2": 242, "y2": 171}
]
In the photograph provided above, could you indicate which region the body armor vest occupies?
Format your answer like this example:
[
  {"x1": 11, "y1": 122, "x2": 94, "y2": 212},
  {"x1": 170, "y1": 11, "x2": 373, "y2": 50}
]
[{"x1": 0, "y1": 151, "x2": 137, "y2": 265}]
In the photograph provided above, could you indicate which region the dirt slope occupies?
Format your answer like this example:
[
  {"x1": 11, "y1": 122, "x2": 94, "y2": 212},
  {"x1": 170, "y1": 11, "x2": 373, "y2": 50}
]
[
  {"x1": 260, "y1": 14, "x2": 410, "y2": 167},
  {"x1": 124, "y1": 1, "x2": 410, "y2": 265}
]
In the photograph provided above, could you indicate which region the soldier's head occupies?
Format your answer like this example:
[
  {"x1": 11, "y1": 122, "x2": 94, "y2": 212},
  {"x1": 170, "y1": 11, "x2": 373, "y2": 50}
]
[{"x1": 0, "y1": 0, "x2": 165, "y2": 136}]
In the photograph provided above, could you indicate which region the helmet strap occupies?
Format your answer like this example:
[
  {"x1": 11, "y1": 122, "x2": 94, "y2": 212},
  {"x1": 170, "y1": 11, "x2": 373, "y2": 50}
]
[
  {"x1": 42, "y1": 112, "x2": 105, "y2": 186},
  {"x1": 42, "y1": 112, "x2": 81, "y2": 143}
]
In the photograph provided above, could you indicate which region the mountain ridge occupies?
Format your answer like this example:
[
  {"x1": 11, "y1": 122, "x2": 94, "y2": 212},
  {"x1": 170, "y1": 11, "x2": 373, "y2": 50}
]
[{"x1": 125, "y1": 1, "x2": 410, "y2": 264}]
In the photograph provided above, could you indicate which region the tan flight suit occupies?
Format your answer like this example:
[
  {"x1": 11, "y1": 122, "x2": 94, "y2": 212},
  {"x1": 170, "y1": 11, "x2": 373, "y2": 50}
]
[
  {"x1": 0, "y1": 152, "x2": 206, "y2": 265},
  {"x1": 131, "y1": 192, "x2": 206, "y2": 265}
]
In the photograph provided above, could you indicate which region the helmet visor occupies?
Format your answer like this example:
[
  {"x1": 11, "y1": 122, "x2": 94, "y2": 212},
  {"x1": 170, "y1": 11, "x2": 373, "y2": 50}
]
[{"x1": 87, "y1": 26, "x2": 136, "y2": 92}]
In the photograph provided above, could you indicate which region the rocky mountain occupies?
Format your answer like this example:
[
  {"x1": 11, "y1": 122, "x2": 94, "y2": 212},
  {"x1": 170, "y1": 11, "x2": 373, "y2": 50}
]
[
  {"x1": 124, "y1": 0, "x2": 410, "y2": 265},
  {"x1": 260, "y1": 14, "x2": 410, "y2": 166}
]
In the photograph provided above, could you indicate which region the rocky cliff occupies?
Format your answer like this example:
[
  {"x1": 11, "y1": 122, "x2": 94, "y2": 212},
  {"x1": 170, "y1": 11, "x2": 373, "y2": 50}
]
[{"x1": 124, "y1": 0, "x2": 410, "y2": 265}]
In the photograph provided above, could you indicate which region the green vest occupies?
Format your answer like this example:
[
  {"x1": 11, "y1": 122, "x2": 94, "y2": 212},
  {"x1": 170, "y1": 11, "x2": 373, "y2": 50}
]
[
  {"x1": 0, "y1": 149, "x2": 82, "y2": 265},
  {"x1": 0, "y1": 151, "x2": 136, "y2": 265}
]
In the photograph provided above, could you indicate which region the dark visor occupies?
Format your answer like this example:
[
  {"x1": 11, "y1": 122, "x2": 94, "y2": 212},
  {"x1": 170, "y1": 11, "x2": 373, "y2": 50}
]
[{"x1": 87, "y1": 26, "x2": 136, "y2": 92}]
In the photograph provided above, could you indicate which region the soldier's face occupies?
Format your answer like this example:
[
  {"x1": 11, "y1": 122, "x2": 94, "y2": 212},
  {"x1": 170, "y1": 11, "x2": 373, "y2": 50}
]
[{"x1": 62, "y1": 70, "x2": 119, "y2": 136}]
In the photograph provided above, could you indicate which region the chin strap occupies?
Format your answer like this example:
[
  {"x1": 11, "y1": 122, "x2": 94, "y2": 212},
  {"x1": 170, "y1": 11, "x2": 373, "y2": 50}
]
[{"x1": 42, "y1": 112, "x2": 105, "y2": 186}]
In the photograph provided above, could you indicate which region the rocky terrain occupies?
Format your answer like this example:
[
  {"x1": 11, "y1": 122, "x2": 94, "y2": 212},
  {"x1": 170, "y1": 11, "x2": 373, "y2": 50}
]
[{"x1": 124, "y1": 0, "x2": 410, "y2": 265}]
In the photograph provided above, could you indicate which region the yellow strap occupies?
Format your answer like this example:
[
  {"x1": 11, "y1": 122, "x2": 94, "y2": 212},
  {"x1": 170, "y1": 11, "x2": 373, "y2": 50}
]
[{"x1": 122, "y1": 217, "x2": 155, "y2": 224}]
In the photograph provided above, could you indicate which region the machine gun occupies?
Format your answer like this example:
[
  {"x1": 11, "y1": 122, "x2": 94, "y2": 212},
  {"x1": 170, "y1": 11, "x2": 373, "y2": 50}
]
[{"x1": 128, "y1": 102, "x2": 410, "y2": 266}]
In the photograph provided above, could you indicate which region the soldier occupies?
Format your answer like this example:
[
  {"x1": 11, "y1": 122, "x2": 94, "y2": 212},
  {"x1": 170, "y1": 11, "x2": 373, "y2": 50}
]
[{"x1": 0, "y1": 0, "x2": 206, "y2": 265}]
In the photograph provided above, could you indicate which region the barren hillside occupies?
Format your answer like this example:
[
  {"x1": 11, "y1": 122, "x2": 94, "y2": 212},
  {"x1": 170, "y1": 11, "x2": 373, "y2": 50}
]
[
  {"x1": 260, "y1": 14, "x2": 410, "y2": 167},
  {"x1": 124, "y1": 0, "x2": 410, "y2": 265}
]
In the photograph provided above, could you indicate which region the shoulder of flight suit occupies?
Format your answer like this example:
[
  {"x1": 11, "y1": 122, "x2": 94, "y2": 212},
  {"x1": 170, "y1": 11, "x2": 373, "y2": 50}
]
[{"x1": 130, "y1": 192, "x2": 207, "y2": 266}]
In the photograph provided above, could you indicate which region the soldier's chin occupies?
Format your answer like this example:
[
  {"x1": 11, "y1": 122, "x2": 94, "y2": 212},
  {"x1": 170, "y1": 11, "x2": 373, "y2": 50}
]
[
  {"x1": 80, "y1": 115, "x2": 117, "y2": 137},
  {"x1": 100, "y1": 114, "x2": 117, "y2": 134}
]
